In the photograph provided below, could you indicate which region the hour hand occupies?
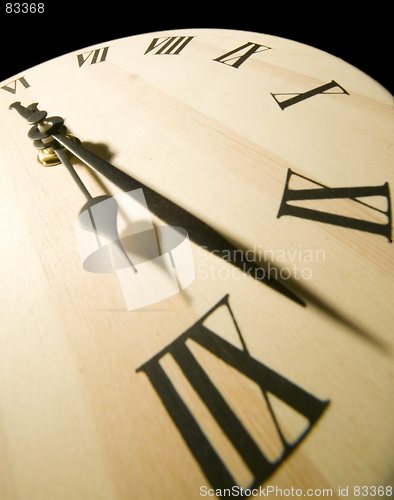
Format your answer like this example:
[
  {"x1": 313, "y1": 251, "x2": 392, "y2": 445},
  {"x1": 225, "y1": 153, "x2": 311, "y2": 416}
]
[
  {"x1": 10, "y1": 101, "x2": 135, "y2": 186},
  {"x1": 52, "y1": 132, "x2": 134, "y2": 188},
  {"x1": 11, "y1": 101, "x2": 385, "y2": 343},
  {"x1": 9, "y1": 101, "x2": 41, "y2": 121},
  {"x1": 10, "y1": 101, "x2": 70, "y2": 166}
]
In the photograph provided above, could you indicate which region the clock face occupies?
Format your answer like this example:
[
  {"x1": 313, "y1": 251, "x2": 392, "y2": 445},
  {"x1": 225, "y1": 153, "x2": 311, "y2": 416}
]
[{"x1": 0, "y1": 29, "x2": 393, "y2": 499}]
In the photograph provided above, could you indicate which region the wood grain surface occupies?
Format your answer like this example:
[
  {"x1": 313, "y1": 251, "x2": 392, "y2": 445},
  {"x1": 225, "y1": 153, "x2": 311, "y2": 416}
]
[{"x1": 0, "y1": 29, "x2": 393, "y2": 500}]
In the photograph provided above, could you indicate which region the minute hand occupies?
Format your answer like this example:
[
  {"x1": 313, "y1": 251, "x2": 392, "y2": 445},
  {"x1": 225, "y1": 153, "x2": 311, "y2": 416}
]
[
  {"x1": 53, "y1": 132, "x2": 306, "y2": 306},
  {"x1": 11, "y1": 103, "x2": 384, "y2": 346},
  {"x1": 54, "y1": 135, "x2": 386, "y2": 346},
  {"x1": 52, "y1": 132, "x2": 139, "y2": 189}
]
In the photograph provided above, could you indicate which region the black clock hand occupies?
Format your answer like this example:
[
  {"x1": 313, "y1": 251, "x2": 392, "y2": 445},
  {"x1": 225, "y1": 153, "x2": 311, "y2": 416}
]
[
  {"x1": 56, "y1": 139, "x2": 389, "y2": 347},
  {"x1": 10, "y1": 102, "x2": 387, "y2": 348},
  {"x1": 55, "y1": 147, "x2": 92, "y2": 201},
  {"x1": 53, "y1": 133, "x2": 137, "y2": 189},
  {"x1": 10, "y1": 101, "x2": 390, "y2": 347},
  {"x1": 10, "y1": 101, "x2": 305, "y2": 306},
  {"x1": 55, "y1": 147, "x2": 138, "y2": 274},
  {"x1": 58, "y1": 133, "x2": 306, "y2": 304}
]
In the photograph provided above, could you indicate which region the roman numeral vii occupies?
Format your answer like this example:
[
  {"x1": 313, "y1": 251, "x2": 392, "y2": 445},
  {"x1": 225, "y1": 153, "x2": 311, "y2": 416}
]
[{"x1": 77, "y1": 46, "x2": 109, "y2": 67}]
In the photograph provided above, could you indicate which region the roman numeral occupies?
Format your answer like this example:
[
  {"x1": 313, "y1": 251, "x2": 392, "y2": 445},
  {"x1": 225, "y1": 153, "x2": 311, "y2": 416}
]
[
  {"x1": 278, "y1": 169, "x2": 392, "y2": 241},
  {"x1": 144, "y1": 36, "x2": 194, "y2": 55},
  {"x1": 77, "y1": 46, "x2": 109, "y2": 68},
  {"x1": 1, "y1": 76, "x2": 30, "y2": 94},
  {"x1": 271, "y1": 80, "x2": 349, "y2": 110},
  {"x1": 137, "y1": 295, "x2": 329, "y2": 490},
  {"x1": 213, "y1": 41, "x2": 271, "y2": 68}
]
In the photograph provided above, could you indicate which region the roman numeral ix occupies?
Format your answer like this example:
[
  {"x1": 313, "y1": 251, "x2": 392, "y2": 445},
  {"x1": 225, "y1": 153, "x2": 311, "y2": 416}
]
[
  {"x1": 138, "y1": 295, "x2": 329, "y2": 490},
  {"x1": 214, "y1": 42, "x2": 271, "y2": 69}
]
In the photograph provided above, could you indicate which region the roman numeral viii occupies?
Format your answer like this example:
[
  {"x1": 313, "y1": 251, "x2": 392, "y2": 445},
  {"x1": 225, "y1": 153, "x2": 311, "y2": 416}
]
[
  {"x1": 272, "y1": 80, "x2": 349, "y2": 110},
  {"x1": 137, "y1": 295, "x2": 329, "y2": 490},
  {"x1": 214, "y1": 42, "x2": 271, "y2": 68},
  {"x1": 1, "y1": 76, "x2": 30, "y2": 94},
  {"x1": 77, "y1": 46, "x2": 109, "y2": 68},
  {"x1": 144, "y1": 36, "x2": 194, "y2": 55},
  {"x1": 278, "y1": 169, "x2": 392, "y2": 241}
]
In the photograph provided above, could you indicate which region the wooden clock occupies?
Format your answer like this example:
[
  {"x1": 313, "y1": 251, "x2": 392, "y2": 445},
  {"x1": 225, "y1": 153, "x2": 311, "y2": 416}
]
[{"x1": 0, "y1": 29, "x2": 393, "y2": 499}]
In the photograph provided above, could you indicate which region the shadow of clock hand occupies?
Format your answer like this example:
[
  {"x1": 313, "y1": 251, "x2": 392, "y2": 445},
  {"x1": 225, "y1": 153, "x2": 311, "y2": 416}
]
[
  {"x1": 73, "y1": 141, "x2": 387, "y2": 351},
  {"x1": 77, "y1": 142, "x2": 304, "y2": 307}
]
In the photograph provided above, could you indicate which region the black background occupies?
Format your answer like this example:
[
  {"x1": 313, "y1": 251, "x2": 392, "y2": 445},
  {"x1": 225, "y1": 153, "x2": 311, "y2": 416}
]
[{"x1": 0, "y1": 1, "x2": 392, "y2": 93}]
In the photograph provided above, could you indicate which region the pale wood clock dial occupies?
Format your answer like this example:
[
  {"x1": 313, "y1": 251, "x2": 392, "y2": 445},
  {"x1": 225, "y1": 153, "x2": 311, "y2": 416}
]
[{"x1": 0, "y1": 29, "x2": 392, "y2": 500}]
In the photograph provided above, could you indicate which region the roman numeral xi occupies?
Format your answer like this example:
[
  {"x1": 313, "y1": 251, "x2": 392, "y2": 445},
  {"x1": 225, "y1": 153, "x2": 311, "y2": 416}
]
[
  {"x1": 278, "y1": 169, "x2": 392, "y2": 241},
  {"x1": 138, "y1": 295, "x2": 329, "y2": 490}
]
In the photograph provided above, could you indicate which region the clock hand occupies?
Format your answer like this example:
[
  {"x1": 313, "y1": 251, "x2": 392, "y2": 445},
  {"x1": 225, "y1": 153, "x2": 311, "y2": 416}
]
[
  {"x1": 55, "y1": 145, "x2": 138, "y2": 274},
  {"x1": 58, "y1": 131, "x2": 307, "y2": 305},
  {"x1": 10, "y1": 102, "x2": 386, "y2": 348},
  {"x1": 61, "y1": 142, "x2": 387, "y2": 347},
  {"x1": 7, "y1": 100, "x2": 139, "y2": 275},
  {"x1": 54, "y1": 147, "x2": 93, "y2": 201},
  {"x1": 53, "y1": 133, "x2": 135, "y2": 189},
  {"x1": 10, "y1": 100, "x2": 305, "y2": 306},
  {"x1": 10, "y1": 99, "x2": 391, "y2": 347},
  {"x1": 57, "y1": 143, "x2": 385, "y2": 347}
]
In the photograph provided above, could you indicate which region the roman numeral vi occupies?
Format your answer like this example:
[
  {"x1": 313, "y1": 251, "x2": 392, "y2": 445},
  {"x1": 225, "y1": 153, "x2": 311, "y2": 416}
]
[{"x1": 1, "y1": 76, "x2": 30, "y2": 94}]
